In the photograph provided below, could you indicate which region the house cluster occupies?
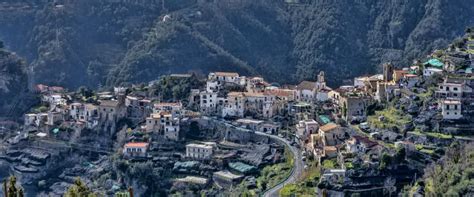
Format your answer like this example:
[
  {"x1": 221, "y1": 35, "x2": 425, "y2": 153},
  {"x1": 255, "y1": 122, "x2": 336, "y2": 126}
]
[
  {"x1": 431, "y1": 32, "x2": 474, "y2": 121},
  {"x1": 189, "y1": 71, "x2": 333, "y2": 130},
  {"x1": 294, "y1": 31, "x2": 474, "y2": 170},
  {"x1": 25, "y1": 87, "x2": 130, "y2": 134},
  {"x1": 24, "y1": 84, "x2": 195, "y2": 159}
]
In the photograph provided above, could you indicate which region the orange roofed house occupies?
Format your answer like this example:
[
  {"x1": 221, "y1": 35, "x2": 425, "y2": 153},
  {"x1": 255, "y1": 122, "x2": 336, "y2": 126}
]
[{"x1": 123, "y1": 142, "x2": 149, "y2": 158}]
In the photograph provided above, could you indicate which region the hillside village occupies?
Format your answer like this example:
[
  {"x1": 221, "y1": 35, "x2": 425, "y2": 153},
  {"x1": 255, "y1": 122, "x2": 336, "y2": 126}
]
[{"x1": 1, "y1": 29, "x2": 474, "y2": 196}]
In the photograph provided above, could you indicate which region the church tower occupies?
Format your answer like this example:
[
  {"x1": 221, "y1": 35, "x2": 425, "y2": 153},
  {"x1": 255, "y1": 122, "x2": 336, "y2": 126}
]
[
  {"x1": 316, "y1": 71, "x2": 326, "y2": 90},
  {"x1": 383, "y1": 63, "x2": 394, "y2": 82}
]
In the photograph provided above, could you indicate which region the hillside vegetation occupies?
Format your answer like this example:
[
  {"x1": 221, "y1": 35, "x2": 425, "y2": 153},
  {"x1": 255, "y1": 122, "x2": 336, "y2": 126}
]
[
  {"x1": 421, "y1": 143, "x2": 474, "y2": 196},
  {"x1": 0, "y1": 45, "x2": 35, "y2": 118},
  {"x1": 0, "y1": 0, "x2": 473, "y2": 89}
]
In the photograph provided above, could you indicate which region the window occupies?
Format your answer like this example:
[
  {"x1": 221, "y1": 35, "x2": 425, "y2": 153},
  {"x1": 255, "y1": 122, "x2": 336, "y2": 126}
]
[
  {"x1": 454, "y1": 105, "x2": 458, "y2": 110},
  {"x1": 453, "y1": 87, "x2": 458, "y2": 91},
  {"x1": 446, "y1": 87, "x2": 450, "y2": 91}
]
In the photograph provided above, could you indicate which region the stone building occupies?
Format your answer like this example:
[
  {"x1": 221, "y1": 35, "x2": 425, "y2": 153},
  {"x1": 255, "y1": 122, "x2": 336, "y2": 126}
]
[{"x1": 186, "y1": 143, "x2": 215, "y2": 160}]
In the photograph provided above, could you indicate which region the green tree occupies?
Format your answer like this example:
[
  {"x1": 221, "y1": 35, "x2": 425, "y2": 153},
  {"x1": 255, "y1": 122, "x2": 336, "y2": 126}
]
[
  {"x1": 423, "y1": 143, "x2": 474, "y2": 196},
  {"x1": 78, "y1": 86, "x2": 94, "y2": 99},
  {"x1": 65, "y1": 178, "x2": 97, "y2": 197},
  {"x1": 379, "y1": 152, "x2": 391, "y2": 170},
  {"x1": 394, "y1": 146, "x2": 406, "y2": 163},
  {"x1": 3, "y1": 176, "x2": 24, "y2": 197}
]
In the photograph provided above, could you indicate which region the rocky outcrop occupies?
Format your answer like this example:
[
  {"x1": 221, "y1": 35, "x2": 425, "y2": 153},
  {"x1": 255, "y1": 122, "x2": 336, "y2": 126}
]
[{"x1": 0, "y1": 48, "x2": 38, "y2": 119}]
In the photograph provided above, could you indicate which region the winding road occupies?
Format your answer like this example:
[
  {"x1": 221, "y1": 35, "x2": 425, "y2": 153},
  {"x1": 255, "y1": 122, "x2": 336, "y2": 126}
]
[{"x1": 255, "y1": 131, "x2": 304, "y2": 197}]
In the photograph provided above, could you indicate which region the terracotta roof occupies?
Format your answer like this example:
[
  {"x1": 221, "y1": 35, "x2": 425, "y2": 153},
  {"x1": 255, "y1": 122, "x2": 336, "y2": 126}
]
[
  {"x1": 50, "y1": 86, "x2": 65, "y2": 92},
  {"x1": 265, "y1": 89, "x2": 294, "y2": 97},
  {"x1": 149, "y1": 111, "x2": 171, "y2": 119},
  {"x1": 215, "y1": 72, "x2": 239, "y2": 77},
  {"x1": 99, "y1": 100, "x2": 119, "y2": 107},
  {"x1": 394, "y1": 70, "x2": 408, "y2": 74},
  {"x1": 154, "y1": 102, "x2": 181, "y2": 107},
  {"x1": 36, "y1": 84, "x2": 49, "y2": 92},
  {"x1": 404, "y1": 74, "x2": 418, "y2": 78},
  {"x1": 84, "y1": 104, "x2": 98, "y2": 110},
  {"x1": 350, "y1": 136, "x2": 378, "y2": 148},
  {"x1": 324, "y1": 146, "x2": 337, "y2": 153},
  {"x1": 296, "y1": 81, "x2": 316, "y2": 90},
  {"x1": 244, "y1": 92, "x2": 265, "y2": 97},
  {"x1": 319, "y1": 123, "x2": 339, "y2": 133},
  {"x1": 228, "y1": 92, "x2": 245, "y2": 97},
  {"x1": 124, "y1": 142, "x2": 149, "y2": 148}
]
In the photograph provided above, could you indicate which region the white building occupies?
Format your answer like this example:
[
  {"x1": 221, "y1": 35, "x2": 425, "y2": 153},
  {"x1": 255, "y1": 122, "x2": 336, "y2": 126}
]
[
  {"x1": 206, "y1": 81, "x2": 220, "y2": 92},
  {"x1": 319, "y1": 123, "x2": 344, "y2": 146},
  {"x1": 345, "y1": 136, "x2": 378, "y2": 154},
  {"x1": 69, "y1": 103, "x2": 84, "y2": 120},
  {"x1": 436, "y1": 78, "x2": 472, "y2": 99},
  {"x1": 209, "y1": 72, "x2": 241, "y2": 84},
  {"x1": 123, "y1": 142, "x2": 149, "y2": 158},
  {"x1": 24, "y1": 114, "x2": 38, "y2": 127},
  {"x1": 146, "y1": 112, "x2": 180, "y2": 140},
  {"x1": 186, "y1": 143, "x2": 214, "y2": 160},
  {"x1": 43, "y1": 94, "x2": 67, "y2": 107},
  {"x1": 222, "y1": 92, "x2": 245, "y2": 117},
  {"x1": 125, "y1": 96, "x2": 152, "y2": 120},
  {"x1": 296, "y1": 119, "x2": 319, "y2": 142},
  {"x1": 316, "y1": 88, "x2": 331, "y2": 102},
  {"x1": 296, "y1": 81, "x2": 317, "y2": 103},
  {"x1": 423, "y1": 67, "x2": 443, "y2": 77},
  {"x1": 441, "y1": 99, "x2": 462, "y2": 120},
  {"x1": 153, "y1": 102, "x2": 183, "y2": 117},
  {"x1": 236, "y1": 118, "x2": 263, "y2": 130},
  {"x1": 164, "y1": 123, "x2": 180, "y2": 140},
  {"x1": 199, "y1": 91, "x2": 218, "y2": 114}
]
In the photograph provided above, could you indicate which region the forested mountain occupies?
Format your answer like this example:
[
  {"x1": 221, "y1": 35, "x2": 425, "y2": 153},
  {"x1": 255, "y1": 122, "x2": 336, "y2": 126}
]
[
  {"x1": 0, "y1": 0, "x2": 473, "y2": 89},
  {"x1": 0, "y1": 42, "x2": 34, "y2": 118}
]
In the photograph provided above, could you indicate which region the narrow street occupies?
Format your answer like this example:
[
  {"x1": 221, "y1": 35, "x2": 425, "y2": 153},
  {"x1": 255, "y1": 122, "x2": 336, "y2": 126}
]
[{"x1": 255, "y1": 131, "x2": 304, "y2": 197}]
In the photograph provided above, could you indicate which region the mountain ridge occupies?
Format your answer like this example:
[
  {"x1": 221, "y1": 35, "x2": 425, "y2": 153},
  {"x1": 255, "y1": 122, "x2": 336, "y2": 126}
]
[{"x1": 0, "y1": 0, "x2": 472, "y2": 89}]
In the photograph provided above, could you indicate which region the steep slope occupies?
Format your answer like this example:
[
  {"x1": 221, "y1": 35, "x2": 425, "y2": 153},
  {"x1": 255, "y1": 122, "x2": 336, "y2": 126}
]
[
  {"x1": 0, "y1": 45, "x2": 34, "y2": 118},
  {"x1": 289, "y1": 0, "x2": 474, "y2": 85},
  {"x1": 107, "y1": 1, "x2": 293, "y2": 85}
]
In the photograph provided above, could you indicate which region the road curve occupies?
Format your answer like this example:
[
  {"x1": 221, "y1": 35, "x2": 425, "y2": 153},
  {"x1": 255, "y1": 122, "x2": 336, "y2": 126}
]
[{"x1": 255, "y1": 131, "x2": 304, "y2": 197}]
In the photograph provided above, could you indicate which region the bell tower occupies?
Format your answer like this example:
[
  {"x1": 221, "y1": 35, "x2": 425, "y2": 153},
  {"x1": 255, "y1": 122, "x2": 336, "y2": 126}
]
[
  {"x1": 383, "y1": 63, "x2": 394, "y2": 82},
  {"x1": 316, "y1": 71, "x2": 326, "y2": 90}
]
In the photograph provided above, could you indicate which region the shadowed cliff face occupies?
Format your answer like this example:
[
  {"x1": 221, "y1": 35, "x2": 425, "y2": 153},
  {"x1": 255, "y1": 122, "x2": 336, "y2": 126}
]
[
  {"x1": 0, "y1": 0, "x2": 473, "y2": 90},
  {"x1": 0, "y1": 47, "x2": 32, "y2": 118}
]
